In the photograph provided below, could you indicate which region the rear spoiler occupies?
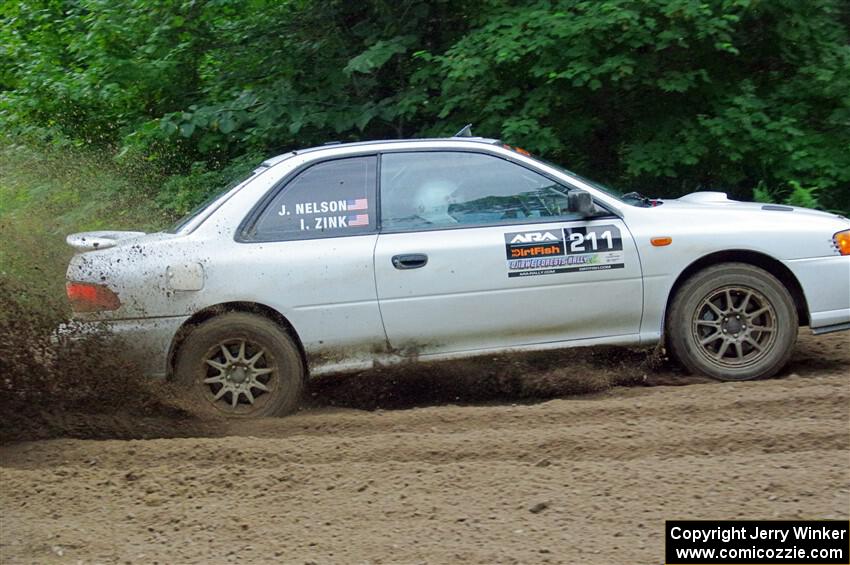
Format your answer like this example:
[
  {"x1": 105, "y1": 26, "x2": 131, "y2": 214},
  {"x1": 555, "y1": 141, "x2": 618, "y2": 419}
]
[{"x1": 66, "y1": 231, "x2": 146, "y2": 251}]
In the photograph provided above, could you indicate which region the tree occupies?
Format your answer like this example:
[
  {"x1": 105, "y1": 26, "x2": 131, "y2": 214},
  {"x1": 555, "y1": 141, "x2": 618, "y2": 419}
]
[{"x1": 2, "y1": 0, "x2": 847, "y2": 213}]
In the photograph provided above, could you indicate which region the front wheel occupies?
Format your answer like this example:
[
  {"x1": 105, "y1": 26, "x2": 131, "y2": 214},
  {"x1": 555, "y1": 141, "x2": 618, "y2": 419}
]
[
  {"x1": 174, "y1": 312, "x2": 304, "y2": 417},
  {"x1": 666, "y1": 263, "x2": 798, "y2": 381}
]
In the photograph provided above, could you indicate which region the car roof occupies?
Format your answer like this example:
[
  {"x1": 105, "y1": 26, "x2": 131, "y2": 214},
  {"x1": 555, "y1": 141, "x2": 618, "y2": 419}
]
[{"x1": 261, "y1": 137, "x2": 501, "y2": 167}]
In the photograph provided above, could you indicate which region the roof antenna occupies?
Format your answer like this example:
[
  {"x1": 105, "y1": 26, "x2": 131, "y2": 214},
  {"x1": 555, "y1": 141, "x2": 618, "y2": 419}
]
[{"x1": 453, "y1": 123, "x2": 473, "y2": 137}]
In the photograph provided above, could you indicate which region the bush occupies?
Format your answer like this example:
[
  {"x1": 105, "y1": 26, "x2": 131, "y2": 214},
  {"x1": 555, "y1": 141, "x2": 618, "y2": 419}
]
[
  {"x1": 753, "y1": 181, "x2": 824, "y2": 210},
  {"x1": 156, "y1": 153, "x2": 263, "y2": 215}
]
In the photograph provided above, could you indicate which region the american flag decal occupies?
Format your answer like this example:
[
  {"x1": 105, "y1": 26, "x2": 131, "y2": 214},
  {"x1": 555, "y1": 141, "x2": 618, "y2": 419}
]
[
  {"x1": 346, "y1": 198, "x2": 368, "y2": 211},
  {"x1": 347, "y1": 213, "x2": 369, "y2": 226}
]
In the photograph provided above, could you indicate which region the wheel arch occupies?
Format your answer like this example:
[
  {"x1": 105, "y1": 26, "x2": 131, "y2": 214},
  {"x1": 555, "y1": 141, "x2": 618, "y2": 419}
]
[
  {"x1": 166, "y1": 301, "x2": 308, "y2": 379},
  {"x1": 664, "y1": 250, "x2": 809, "y2": 333}
]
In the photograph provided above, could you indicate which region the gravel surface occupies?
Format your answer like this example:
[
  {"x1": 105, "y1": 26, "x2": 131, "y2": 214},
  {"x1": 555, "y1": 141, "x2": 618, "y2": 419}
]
[{"x1": 1, "y1": 332, "x2": 848, "y2": 564}]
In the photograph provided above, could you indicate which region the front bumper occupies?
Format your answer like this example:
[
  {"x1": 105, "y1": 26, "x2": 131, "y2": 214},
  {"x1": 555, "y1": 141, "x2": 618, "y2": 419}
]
[
  {"x1": 60, "y1": 315, "x2": 188, "y2": 378},
  {"x1": 783, "y1": 255, "x2": 850, "y2": 332}
]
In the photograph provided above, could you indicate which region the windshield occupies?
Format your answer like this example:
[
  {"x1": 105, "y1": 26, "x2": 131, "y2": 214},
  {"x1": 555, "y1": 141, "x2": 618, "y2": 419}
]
[
  {"x1": 538, "y1": 156, "x2": 664, "y2": 207},
  {"x1": 527, "y1": 154, "x2": 624, "y2": 199},
  {"x1": 507, "y1": 147, "x2": 653, "y2": 207},
  {"x1": 168, "y1": 167, "x2": 266, "y2": 233}
]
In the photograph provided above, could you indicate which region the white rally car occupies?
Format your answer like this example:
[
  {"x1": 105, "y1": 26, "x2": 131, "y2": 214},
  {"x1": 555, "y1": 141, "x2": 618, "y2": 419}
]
[{"x1": 66, "y1": 135, "x2": 850, "y2": 417}]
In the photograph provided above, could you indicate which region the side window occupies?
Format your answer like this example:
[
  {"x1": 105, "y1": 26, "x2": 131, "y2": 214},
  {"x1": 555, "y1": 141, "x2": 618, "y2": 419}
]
[
  {"x1": 380, "y1": 152, "x2": 582, "y2": 231},
  {"x1": 249, "y1": 156, "x2": 377, "y2": 240}
]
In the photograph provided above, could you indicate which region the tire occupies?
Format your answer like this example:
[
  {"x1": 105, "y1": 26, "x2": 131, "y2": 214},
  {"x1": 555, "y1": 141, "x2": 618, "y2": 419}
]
[
  {"x1": 174, "y1": 312, "x2": 304, "y2": 417},
  {"x1": 666, "y1": 263, "x2": 798, "y2": 381}
]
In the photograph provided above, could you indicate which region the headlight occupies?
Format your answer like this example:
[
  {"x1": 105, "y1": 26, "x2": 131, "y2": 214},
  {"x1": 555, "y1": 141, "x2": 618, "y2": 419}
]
[{"x1": 834, "y1": 229, "x2": 850, "y2": 256}]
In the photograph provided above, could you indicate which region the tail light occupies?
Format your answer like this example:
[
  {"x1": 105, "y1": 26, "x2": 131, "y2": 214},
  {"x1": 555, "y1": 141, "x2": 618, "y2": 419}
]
[{"x1": 66, "y1": 281, "x2": 121, "y2": 312}]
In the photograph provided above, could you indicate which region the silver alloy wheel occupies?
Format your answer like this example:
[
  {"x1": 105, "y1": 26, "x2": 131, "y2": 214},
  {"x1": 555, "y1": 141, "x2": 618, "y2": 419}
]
[
  {"x1": 692, "y1": 285, "x2": 778, "y2": 368},
  {"x1": 201, "y1": 339, "x2": 276, "y2": 413}
]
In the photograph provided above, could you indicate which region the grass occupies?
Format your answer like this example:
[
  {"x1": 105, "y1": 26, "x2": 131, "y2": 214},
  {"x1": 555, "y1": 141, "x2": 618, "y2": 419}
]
[{"x1": 0, "y1": 138, "x2": 173, "y2": 297}]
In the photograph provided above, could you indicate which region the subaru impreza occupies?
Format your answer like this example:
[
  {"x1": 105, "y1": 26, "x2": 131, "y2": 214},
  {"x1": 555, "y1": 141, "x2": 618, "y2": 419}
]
[{"x1": 66, "y1": 135, "x2": 850, "y2": 416}]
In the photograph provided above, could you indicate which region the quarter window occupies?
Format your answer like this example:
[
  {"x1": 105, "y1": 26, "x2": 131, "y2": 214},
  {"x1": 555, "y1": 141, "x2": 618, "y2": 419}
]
[
  {"x1": 249, "y1": 156, "x2": 376, "y2": 240},
  {"x1": 380, "y1": 152, "x2": 584, "y2": 231}
]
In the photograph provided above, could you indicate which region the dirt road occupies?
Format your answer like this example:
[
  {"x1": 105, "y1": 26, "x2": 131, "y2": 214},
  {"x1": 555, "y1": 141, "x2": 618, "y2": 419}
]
[{"x1": 1, "y1": 332, "x2": 848, "y2": 564}]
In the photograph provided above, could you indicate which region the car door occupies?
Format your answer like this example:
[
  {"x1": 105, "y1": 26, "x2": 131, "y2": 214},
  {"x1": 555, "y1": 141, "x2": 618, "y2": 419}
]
[
  {"x1": 374, "y1": 150, "x2": 643, "y2": 355},
  {"x1": 236, "y1": 155, "x2": 387, "y2": 366}
]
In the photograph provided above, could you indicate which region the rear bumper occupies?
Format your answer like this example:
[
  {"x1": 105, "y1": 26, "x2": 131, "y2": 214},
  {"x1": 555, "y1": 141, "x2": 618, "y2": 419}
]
[
  {"x1": 60, "y1": 315, "x2": 188, "y2": 379},
  {"x1": 783, "y1": 255, "x2": 850, "y2": 331}
]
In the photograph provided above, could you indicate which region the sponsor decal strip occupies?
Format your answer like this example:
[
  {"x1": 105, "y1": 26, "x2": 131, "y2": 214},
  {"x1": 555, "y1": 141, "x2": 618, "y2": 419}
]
[
  {"x1": 503, "y1": 224, "x2": 625, "y2": 277},
  {"x1": 508, "y1": 263, "x2": 625, "y2": 278}
]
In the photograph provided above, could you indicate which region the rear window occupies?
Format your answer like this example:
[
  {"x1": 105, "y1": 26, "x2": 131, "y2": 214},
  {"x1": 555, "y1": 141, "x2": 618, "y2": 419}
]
[
  {"x1": 245, "y1": 156, "x2": 377, "y2": 241},
  {"x1": 168, "y1": 167, "x2": 266, "y2": 233}
]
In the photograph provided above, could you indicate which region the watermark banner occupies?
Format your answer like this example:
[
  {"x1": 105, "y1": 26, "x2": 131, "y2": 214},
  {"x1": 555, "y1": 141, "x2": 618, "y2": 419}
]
[{"x1": 665, "y1": 520, "x2": 849, "y2": 564}]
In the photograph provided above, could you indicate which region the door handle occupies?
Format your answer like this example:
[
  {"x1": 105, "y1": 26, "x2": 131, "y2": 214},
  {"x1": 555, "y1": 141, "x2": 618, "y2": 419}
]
[{"x1": 391, "y1": 253, "x2": 428, "y2": 270}]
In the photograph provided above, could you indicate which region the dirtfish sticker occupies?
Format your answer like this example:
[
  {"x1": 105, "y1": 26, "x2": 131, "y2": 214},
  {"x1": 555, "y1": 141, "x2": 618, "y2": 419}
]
[
  {"x1": 504, "y1": 229, "x2": 565, "y2": 259},
  {"x1": 505, "y1": 224, "x2": 625, "y2": 277}
]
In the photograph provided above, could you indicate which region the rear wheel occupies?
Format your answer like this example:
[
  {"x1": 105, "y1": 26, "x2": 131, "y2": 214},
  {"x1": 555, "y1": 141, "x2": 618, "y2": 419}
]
[
  {"x1": 666, "y1": 263, "x2": 798, "y2": 381},
  {"x1": 175, "y1": 313, "x2": 304, "y2": 417}
]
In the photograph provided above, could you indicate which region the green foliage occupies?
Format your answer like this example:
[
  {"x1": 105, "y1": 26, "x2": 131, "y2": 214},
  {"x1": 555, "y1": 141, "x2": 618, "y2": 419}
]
[
  {"x1": 752, "y1": 182, "x2": 774, "y2": 205},
  {"x1": 0, "y1": 138, "x2": 168, "y2": 292},
  {"x1": 752, "y1": 181, "x2": 823, "y2": 210},
  {"x1": 785, "y1": 182, "x2": 822, "y2": 210},
  {"x1": 156, "y1": 153, "x2": 263, "y2": 216},
  {"x1": 1, "y1": 0, "x2": 848, "y2": 214}
]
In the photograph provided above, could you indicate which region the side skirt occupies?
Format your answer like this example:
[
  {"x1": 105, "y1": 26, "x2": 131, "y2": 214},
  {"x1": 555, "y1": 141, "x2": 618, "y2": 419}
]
[{"x1": 308, "y1": 333, "x2": 644, "y2": 377}]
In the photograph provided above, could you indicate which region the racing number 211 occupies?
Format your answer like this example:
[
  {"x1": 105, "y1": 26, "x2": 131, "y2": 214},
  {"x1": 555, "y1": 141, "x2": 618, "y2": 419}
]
[{"x1": 565, "y1": 225, "x2": 623, "y2": 254}]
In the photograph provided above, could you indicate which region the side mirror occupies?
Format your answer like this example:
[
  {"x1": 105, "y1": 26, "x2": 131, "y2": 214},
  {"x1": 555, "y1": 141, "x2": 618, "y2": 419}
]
[{"x1": 568, "y1": 189, "x2": 594, "y2": 216}]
